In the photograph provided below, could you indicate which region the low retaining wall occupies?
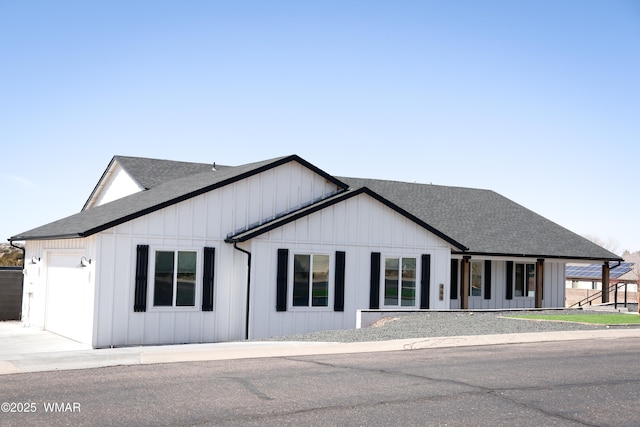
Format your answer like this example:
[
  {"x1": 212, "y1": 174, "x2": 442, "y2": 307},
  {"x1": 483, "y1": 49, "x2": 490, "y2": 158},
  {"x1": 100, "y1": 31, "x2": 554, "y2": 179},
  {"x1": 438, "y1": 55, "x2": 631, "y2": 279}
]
[
  {"x1": 0, "y1": 267, "x2": 23, "y2": 321},
  {"x1": 356, "y1": 310, "x2": 425, "y2": 329},
  {"x1": 356, "y1": 306, "x2": 569, "y2": 329}
]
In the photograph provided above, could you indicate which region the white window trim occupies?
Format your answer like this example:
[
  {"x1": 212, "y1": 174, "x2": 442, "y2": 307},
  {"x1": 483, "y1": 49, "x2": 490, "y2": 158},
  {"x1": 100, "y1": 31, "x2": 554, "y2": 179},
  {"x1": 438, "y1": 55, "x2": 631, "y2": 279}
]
[
  {"x1": 147, "y1": 247, "x2": 202, "y2": 312},
  {"x1": 469, "y1": 260, "x2": 484, "y2": 298},
  {"x1": 380, "y1": 255, "x2": 420, "y2": 309},
  {"x1": 288, "y1": 252, "x2": 333, "y2": 311},
  {"x1": 514, "y1": 262, "x2": 536, "y2": 298}
]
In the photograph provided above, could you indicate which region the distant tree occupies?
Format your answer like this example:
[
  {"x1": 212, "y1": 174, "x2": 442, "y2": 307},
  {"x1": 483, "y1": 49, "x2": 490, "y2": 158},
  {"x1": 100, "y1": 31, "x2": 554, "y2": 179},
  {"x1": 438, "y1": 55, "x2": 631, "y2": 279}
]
[
  {"x1": 0, "y1": 245, "x2": 23, "y2": 267},
  {"x1": 583, "y1": 234, "x2": 620, "y2": 255}
]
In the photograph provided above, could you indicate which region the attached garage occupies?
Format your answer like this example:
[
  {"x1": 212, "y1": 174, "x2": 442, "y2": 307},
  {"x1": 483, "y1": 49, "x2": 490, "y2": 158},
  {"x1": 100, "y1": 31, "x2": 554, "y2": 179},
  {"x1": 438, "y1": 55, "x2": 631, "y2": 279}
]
[{"x1": 45, "y1": 252, "x2": 93, "y2": 344}]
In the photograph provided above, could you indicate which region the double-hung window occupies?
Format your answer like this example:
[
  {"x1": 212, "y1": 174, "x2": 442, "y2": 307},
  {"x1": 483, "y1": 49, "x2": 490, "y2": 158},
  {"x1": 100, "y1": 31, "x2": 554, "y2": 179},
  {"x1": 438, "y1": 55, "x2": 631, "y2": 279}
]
[
  {"x1": 514, "y1": 263, "x2": 535, "y2": 297},
  {"x1": 153, "y1": 250, "x2": 197, "y2": 307},
  {"x1": 293, "y1": 254, "x2": 329, "y2": 307},
  {"x1": 384, "y1": 257, "x2": 417, "y2": 307}
]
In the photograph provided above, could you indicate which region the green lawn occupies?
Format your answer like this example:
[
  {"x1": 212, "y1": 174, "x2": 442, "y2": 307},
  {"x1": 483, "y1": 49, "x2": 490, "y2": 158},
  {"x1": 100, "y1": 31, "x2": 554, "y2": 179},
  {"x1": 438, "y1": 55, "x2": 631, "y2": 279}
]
[{"x1": 506, "y1": 313, "x2": 640, "y2": 325}]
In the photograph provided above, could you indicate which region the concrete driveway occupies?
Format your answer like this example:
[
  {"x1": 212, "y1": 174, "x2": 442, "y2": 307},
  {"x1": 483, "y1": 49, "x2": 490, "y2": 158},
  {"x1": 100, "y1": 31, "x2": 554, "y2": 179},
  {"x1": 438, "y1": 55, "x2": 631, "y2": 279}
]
[{"x1": 0, "y1": 321, "x2": 91, "y2": 358}]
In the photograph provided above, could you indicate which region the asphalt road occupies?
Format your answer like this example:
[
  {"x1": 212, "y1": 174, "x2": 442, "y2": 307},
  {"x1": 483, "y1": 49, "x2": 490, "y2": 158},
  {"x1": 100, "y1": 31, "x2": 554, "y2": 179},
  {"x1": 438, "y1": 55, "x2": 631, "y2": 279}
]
[{"x1": 1, "y1": 338, "x2": 639, "y2": 426}]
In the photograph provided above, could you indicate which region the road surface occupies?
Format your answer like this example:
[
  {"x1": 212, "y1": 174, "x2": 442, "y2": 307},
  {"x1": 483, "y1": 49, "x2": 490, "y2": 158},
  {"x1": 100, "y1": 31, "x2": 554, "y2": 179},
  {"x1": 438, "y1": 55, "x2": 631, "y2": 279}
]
[{"x1": 1, "y1": 337, "x2": 638, "y2": 426}]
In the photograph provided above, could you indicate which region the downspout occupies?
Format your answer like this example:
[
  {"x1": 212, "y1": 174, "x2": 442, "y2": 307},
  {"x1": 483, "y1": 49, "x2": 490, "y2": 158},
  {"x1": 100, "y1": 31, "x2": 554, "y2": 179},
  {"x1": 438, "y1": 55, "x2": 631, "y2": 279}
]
[
  {"x1": 8, "y1": 239, "x2": 25, "y2": 268},
  {"x1": 8, "y1": 239, "x2": 26, "y2": 323},
  {"x1": 608, "y1": 261, "x2": 621, "y2": 309},
  {"x1": 232, "y1": 242, "x2": 252, "y2": 340}
]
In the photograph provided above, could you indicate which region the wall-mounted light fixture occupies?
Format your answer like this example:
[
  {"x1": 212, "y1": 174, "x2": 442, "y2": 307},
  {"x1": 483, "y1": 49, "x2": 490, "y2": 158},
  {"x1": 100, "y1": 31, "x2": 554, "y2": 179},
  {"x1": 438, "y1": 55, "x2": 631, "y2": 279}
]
[
  {"x1": 80, "y1": 256, "x2": 92, "y2": 267},
  {"x1": 29, "y1": 256, "x2": 41, "y2": 265}
]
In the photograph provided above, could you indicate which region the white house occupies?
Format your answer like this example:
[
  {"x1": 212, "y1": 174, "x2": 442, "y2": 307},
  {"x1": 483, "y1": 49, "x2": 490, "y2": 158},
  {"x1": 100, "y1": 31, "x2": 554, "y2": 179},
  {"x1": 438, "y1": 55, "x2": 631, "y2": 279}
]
[{"x1": 10, "y1": 155, "x2": 621, "y2": 348}]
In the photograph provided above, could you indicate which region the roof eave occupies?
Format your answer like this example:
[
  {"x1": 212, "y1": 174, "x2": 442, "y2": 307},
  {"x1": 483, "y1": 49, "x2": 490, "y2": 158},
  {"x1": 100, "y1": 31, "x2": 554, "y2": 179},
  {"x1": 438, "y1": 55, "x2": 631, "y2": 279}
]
[
  {"x1": 9, "y1": 233, "x2": 86, "y2": 242},
  {"x1": 451, "y1": 250, "x2": 623, "y2": 262}
]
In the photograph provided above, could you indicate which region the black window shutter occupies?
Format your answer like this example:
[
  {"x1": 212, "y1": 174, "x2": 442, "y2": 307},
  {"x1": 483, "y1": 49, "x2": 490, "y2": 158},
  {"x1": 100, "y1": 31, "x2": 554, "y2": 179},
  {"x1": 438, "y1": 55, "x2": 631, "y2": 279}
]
[
  {"x1": 450, "y1": 259, "x2": 459, "y2": 300},
  {"x1": 484, "y1": 260, "x2": 492, "y2": 300},
  {"x1": 276, "y1": 249, "x2": 289, "y2": 312},
  {"x1": 202, "y1": 247, "x2": 215, "y2": 311},
  {"x1": 506, "y1": 261, "x2": 513, "y2": 300},
  {"x1": 420, "y1": 254, "x2": 431, "y2": 309},
  {"x1": 334, "y1": 251, "x2": 346, "y2": 312},
  {"x1": 369, "y1": 252, "x2": 381, "y2": 309},
  {"x1": 134, "y1": 244, "x2": 149, "y2": 312},
  {"x1": 459, "y1": 260, "x2": 464, "y2": 301}
]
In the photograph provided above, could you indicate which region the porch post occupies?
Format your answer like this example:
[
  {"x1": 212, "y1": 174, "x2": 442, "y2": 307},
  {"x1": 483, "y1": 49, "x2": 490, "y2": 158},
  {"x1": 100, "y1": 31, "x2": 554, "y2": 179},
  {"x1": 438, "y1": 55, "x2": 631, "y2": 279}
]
[
  {"x1": 602, "y1": 262, "x2": 610, "y2": 304},
  {"x1": 461, "y1": 256, "x2": 470, "y2": 309},
  {"x1": 535, "y1": 259, "x2": 544, "y2": 308}
]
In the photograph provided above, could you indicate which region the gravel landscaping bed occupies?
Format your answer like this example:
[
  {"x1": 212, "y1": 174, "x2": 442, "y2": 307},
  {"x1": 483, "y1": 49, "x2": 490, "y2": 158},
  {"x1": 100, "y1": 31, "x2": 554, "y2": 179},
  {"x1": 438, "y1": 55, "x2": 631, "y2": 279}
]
[{"x1": 264, "y1": 309, "x2": 640, "y2": 343}]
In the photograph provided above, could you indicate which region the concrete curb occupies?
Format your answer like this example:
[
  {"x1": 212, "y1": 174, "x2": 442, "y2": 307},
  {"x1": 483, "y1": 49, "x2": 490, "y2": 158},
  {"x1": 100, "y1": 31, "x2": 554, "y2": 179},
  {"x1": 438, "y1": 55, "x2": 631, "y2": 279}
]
[{"x1": 3, "y1": 328, "x2": 640, "y2": 376}]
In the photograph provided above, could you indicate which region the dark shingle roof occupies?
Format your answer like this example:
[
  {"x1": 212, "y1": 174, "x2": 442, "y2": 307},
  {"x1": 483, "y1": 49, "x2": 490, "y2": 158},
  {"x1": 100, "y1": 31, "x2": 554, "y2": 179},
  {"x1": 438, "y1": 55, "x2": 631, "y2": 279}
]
[
  {"x1": 337, "y1": 177, "x2": 620, "y2": 261},
  {"x1": 82, "y1": 156, "x2": 228, "y2": 210},
  {"x1": 115, "y1": 156, "x2": 229, "y2": 189},
  {"x1": 10, "y1": 155, "x2": 621, "y2": 261},
  {"x1": 11, "y1": 155, "x2": 317, "y2": 240}
]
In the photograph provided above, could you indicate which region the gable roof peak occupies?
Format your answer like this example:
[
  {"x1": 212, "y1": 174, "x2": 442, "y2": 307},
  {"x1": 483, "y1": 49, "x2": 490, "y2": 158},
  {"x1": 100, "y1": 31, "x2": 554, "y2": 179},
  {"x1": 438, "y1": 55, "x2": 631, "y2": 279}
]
[{"x1": 12, "y1": 154, "x2": 347, "y2": 241}]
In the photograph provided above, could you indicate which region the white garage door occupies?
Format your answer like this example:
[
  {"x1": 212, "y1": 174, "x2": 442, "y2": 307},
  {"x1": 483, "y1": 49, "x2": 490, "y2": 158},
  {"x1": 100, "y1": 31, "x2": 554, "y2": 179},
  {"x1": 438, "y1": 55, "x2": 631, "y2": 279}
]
[{"x1": 45, "y1": 253, "x2": 92, "y2": 343}]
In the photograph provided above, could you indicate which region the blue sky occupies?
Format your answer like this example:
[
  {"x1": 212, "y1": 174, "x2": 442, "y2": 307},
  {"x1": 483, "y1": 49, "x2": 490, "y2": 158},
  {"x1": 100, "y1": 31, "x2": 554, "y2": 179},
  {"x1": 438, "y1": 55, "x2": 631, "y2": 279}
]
[{"x1": 2, "y1": 1, "x2": 639, "y2": 254}]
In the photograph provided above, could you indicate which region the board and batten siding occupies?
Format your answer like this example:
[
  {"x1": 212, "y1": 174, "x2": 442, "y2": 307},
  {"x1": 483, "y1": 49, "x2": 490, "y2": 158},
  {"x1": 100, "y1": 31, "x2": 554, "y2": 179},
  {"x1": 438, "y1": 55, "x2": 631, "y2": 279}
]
[
  {"x1": 248, "y1": 192, "x2": 453, "y2": 340},
  {"x1": 449, "y1": 259, "x2": 566, "y2": 309},
  {"x1": 544, "y1": 261, "x2": 566, "y2": 307},
  {"x1": 93, "y1": 161, "x2": 342, "y2": 347}
]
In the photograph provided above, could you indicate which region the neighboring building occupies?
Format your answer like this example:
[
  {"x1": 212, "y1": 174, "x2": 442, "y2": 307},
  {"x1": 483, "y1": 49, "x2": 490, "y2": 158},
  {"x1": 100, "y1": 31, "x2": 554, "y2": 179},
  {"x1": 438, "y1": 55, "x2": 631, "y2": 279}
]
[
  {"x1": 566, "y1": 262, "x2": 638, "y2": 292},
  {"x1": 565, "y1": 252, "x2": 639, "y2": 307},
  {"x1": 9, "y1": 155, "x2": 621, "y2": 347}
]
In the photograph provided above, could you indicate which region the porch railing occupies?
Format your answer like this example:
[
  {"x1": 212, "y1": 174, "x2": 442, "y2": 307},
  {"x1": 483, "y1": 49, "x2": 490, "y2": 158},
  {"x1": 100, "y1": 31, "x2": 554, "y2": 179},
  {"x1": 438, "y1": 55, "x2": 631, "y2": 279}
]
[{"x1": 569, "y1": 282, "x2": 634, "y2": 309}]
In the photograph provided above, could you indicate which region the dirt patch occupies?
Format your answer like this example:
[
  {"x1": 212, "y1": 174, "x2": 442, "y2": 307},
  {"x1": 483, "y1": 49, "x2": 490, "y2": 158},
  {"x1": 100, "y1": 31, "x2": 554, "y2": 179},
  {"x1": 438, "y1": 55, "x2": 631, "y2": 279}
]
[{"x1": 370, "y1": 317, "x2": 400, "y2": 328}]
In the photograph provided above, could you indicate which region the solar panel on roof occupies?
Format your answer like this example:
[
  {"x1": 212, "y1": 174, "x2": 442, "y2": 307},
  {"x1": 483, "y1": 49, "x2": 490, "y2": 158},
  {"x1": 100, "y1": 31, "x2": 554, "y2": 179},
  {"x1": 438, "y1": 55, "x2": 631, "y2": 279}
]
[{"x1": 566, "y1": 262, "x2": 634, "y2": 279}]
